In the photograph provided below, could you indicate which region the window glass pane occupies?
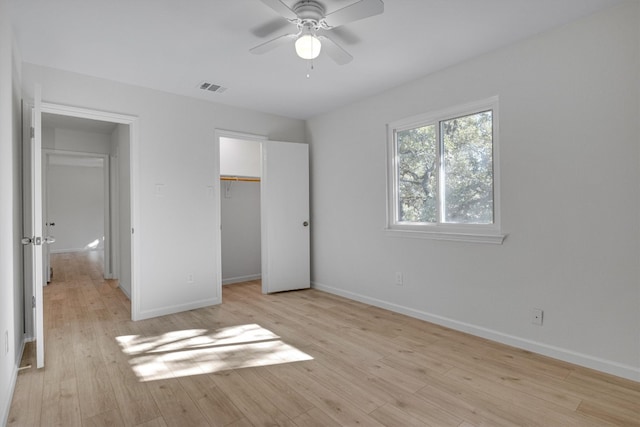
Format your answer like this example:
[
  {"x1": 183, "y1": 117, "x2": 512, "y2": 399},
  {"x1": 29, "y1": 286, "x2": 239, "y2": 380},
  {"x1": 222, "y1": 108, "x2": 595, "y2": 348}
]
[
  {"x1": 441, "y1": 111, "x2": 493, "y2": 224},
  {"x1": 397, "y1": 125, "x2": 437, "y2": 223}
]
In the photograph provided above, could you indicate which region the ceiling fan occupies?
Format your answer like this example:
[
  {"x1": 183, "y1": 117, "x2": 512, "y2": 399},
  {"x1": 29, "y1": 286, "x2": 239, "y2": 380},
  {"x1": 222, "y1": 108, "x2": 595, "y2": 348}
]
[{"x1": 250, "y1": 0, "x2": 384, "y2": 65}]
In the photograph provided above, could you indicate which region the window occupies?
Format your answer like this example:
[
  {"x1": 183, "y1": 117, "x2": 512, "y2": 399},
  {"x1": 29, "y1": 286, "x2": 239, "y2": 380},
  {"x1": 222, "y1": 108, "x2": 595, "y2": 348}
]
[{"x1": 386, "y1": 97, "x2": 505, "y2": 244}]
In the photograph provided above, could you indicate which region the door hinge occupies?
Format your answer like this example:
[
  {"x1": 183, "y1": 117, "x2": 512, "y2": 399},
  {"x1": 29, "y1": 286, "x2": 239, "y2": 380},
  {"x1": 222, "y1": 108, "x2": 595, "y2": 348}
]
[
  {"x1": 30, "y1": 126, "x2": 35, "y2": 138},
  {"x1": 32, "y1": 296, "x2": 35, "y2": 308}
]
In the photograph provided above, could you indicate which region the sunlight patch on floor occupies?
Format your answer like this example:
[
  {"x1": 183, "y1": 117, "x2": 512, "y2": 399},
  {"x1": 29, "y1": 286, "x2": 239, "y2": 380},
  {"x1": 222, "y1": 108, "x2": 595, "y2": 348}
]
[{"x1": 116, "y1": 324, "x2": 313, "y2": 382}]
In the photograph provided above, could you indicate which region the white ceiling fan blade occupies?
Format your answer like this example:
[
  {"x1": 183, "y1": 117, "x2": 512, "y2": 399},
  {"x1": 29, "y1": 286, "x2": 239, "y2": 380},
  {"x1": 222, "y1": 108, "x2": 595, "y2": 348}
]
[
  {"x1": 258, "y1": 0, "x2": 298, "y2": 20},
  {"x1": 250, "y1": 33, "x2": 297, "y2": 54},
  {"x1": 323, "y1": 0, "x2": 384, "y2": 28},
  {"x1": 251, "y1": 18, "x2": 292, "y2": 38},
  {"x1": 318, "y1": 35, "x2": 353, "y2": 65}
]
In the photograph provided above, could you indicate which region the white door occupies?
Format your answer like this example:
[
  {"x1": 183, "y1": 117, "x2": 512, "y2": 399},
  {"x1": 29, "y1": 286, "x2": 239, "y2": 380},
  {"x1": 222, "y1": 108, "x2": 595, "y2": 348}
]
[
  {"x1": 22, "y1": 85, "x2": 45, "y2": 368},
  {"x1": 260, "y1": 141, "x2": 310, "y2": 293}
]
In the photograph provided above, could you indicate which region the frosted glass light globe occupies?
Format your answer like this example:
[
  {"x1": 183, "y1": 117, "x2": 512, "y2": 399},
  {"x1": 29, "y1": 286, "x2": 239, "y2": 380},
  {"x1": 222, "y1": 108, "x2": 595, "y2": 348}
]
[{"x1": 295, "y1": 35, "x2": 321, "y2": 60}]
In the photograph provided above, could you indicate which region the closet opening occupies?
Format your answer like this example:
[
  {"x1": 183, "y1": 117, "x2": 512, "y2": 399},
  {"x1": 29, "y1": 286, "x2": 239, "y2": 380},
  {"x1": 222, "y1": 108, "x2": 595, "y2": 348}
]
[{"x1": 219, "y1": 136, "x2": 262, "y2": 288}]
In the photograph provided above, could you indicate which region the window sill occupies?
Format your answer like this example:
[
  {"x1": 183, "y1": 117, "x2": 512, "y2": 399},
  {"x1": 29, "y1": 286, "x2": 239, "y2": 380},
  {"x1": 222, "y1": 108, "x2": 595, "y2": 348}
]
[{"x1": 384, "y1": 227, "x2": 507, "y2": 244}]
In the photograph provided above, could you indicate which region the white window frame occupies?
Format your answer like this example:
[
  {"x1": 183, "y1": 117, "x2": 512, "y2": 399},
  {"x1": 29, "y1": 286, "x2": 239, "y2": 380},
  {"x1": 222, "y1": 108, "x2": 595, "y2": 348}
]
[{"x1": 385, "y1": 96, "x2": 506, "y2": 244}]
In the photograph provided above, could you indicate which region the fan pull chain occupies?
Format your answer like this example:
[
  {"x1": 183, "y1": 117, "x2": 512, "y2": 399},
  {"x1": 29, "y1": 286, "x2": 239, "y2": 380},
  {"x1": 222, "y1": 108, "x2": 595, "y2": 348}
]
[{"x1": 306, "y1": 59, "x2": 314, "y2": 79}]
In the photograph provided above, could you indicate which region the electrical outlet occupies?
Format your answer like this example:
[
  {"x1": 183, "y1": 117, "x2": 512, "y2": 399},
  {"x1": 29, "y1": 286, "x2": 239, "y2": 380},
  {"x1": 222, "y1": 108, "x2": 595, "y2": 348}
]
[
  {"x1": 532, "y1": 308, "x2": 544, "y2": 326},
  {"x1": 395, "y1": 272, "x2": 403, "y2": 286},
  {"x1": 187, "y1": 273, "x2": 195, "y2": 284}
]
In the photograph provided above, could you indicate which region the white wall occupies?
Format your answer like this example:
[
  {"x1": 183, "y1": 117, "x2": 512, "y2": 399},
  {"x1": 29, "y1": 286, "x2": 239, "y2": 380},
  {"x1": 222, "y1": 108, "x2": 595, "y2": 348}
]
[
  {"x1": 47, "y1": 161, "x2": 104, "y2": 253},
  {"x1": 221, "y1": 181, "x2": 261, "y2": 284},
  {"x1": 43, "y1": 127, "x2": 111, "y2": 154},
  {"x1": 307, "y1": 1, "x2": 640, "y2": 381},
  {"x1": 22, "y1": 63, "x2": 306, "y2": 320},
  {"x1": 220, "y1": 137, "x2": 261, "y2": 178},
  {"x1": 0, "y1": 0, "x2": 23, "y2": 423}
]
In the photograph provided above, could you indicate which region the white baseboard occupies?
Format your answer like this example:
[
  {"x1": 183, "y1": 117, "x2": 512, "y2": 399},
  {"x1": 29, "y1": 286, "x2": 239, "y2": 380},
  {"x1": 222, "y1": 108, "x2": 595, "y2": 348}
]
[
  {"x1": 135, "y1": 297, "x2": 221, "y2": 321},
  {"x1": 311, "y1": 281, "x2": 640, "y2": 382},
  {"x1": 222, "y1": 274, "x2": 261, "y2": 286}
]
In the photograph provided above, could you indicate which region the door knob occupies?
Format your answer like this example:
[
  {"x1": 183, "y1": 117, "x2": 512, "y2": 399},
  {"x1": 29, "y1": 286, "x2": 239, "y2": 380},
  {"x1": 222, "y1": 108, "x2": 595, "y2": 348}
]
[{"x1": 303, "y1": 221, "x2": 309, "y2": 227}]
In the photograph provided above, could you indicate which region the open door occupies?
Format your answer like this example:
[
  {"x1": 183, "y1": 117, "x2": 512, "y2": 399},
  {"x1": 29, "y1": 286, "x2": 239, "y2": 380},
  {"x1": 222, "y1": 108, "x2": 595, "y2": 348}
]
[
  {"x1": 260, "y1": 141, "x2": 310, "y2": 293},
  {"x1": 22, "y1": 85, "x2": 45, "y2": 368}
]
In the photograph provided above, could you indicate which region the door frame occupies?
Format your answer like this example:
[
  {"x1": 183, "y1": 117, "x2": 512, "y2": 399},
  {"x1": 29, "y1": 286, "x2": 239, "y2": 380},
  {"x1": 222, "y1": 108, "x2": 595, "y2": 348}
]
[
  {"x1": 214, "y1": 129, "x2": 267, "y2": 302},
  {"x1": 38, "y1": 102, "x2": 141, "y2": 320},
  {"x1": 43, "y1": 150, "x2": 111, "y2": 278}
]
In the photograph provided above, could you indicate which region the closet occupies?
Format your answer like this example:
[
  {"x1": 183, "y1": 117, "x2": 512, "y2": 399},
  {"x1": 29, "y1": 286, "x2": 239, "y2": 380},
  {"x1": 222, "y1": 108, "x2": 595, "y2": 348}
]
[
  {"x1": 220, "y1": 137, "x2": 262, "y2": 285},
  {"x1": 218, "y1": 135, "x2": 310, "y2": 294}
]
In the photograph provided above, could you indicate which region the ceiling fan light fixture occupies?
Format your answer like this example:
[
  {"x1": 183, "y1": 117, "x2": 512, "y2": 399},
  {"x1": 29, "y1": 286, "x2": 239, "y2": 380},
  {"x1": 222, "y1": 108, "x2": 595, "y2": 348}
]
[{"x1": 295, "y1": 34, "x2": 321, "y2": 59}]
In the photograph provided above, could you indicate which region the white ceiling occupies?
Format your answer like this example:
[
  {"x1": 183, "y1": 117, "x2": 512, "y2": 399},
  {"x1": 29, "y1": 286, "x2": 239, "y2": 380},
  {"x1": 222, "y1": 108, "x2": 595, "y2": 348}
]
[{"x1": 8, "y1": 0, "x2": 624, "y2": 120}]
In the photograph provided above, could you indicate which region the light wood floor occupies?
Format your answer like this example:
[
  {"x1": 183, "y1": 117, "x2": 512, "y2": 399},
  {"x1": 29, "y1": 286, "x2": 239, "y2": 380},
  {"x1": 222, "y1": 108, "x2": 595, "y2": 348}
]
[{"x1": 7, "y1": 252, "x2": 640, "y2": 426}]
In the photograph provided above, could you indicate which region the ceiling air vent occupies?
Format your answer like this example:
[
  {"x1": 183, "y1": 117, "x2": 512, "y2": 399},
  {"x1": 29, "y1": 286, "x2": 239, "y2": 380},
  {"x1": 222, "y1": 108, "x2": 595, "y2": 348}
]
[{"x1": 198, "y1": 81, "x2": 227, "y2": 93}]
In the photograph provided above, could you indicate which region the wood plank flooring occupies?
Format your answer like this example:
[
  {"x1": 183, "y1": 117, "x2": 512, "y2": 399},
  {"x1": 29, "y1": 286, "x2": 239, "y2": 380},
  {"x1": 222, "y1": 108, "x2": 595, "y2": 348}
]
[{"x1": 7, "y1": 252, "x2": 640, "y2": 426}]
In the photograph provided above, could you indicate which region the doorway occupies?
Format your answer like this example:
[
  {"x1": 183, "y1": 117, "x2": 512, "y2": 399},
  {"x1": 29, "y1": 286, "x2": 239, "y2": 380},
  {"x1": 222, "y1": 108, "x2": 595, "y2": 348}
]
[
  {"x1": 220, "y1": 136, "x2": 262, "y2": 287},
  {"x1": 39, "y1": 112, "x2": 129, "y2": 290},
  {"x1": 23, "y1": 101, "x2": 140, "y2": 369},
  {"x1": 43, "y1": 151, "x2": 108, "y2": 283}
]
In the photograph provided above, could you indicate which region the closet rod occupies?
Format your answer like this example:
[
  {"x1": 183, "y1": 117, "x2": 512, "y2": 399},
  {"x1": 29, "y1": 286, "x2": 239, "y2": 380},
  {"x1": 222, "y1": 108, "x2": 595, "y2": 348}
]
[{"x1": 220, "y1": 175, "x2": 261, "y2": 182}]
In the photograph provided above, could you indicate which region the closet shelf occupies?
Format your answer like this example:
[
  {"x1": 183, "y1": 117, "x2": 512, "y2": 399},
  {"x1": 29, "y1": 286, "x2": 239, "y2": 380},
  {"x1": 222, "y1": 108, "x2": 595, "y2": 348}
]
[{"x1": 220, "y1": 175, "x2": 260, "y2": 182}]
